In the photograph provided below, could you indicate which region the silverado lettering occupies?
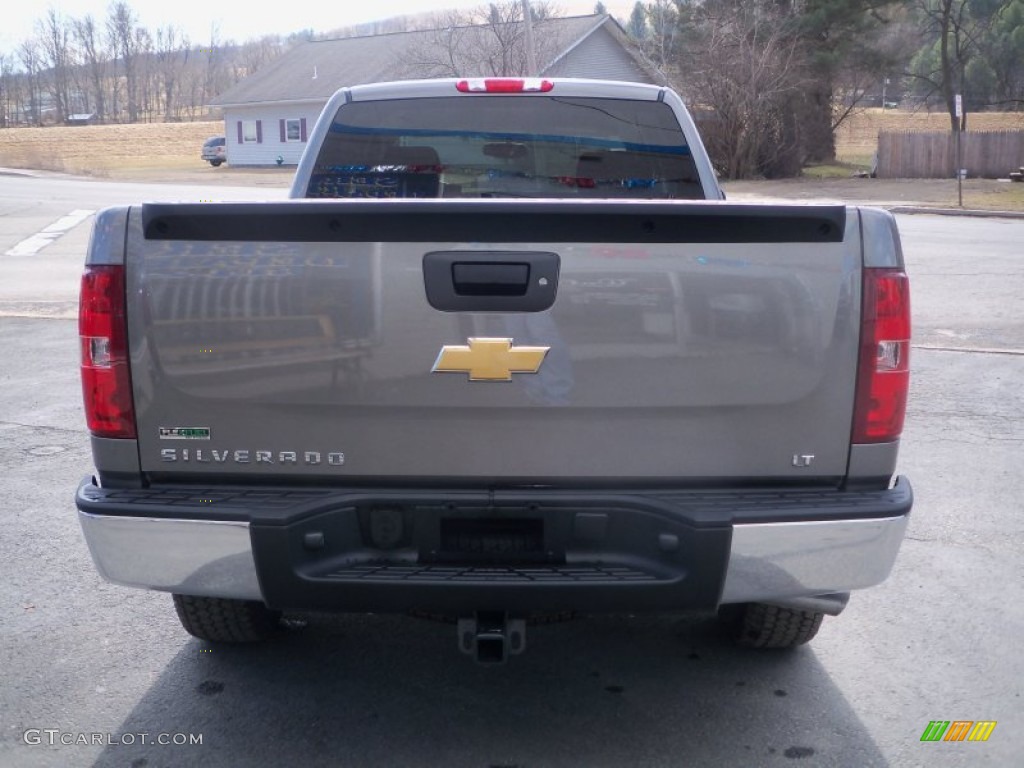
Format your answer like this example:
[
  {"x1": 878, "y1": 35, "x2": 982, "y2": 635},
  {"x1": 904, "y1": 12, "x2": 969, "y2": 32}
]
[{"x1": 159, "y1": 449, "x2": 344, "y2": 466}]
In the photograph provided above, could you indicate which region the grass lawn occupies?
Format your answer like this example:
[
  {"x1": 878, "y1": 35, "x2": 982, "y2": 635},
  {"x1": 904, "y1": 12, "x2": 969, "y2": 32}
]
[{"x1": 802, "y1": 162, "x2": 872, "y2": 179}]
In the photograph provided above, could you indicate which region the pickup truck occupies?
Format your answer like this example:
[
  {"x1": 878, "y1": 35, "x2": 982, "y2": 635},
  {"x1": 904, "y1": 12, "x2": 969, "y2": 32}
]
[{"x1": 76, "y1": 78, "x2": 912, "y2": 663}]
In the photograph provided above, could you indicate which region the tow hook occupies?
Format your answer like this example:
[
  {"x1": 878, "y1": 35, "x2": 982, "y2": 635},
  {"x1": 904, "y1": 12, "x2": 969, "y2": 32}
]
[{"x1": 457, "y1": 611, "x2": 526, "y2": 664}]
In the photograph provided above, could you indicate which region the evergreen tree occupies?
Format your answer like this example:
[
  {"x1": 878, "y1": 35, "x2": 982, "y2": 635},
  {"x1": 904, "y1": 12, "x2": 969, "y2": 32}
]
[{"x1": 627, "y1": 2, "x2": 647, "y2": 39}]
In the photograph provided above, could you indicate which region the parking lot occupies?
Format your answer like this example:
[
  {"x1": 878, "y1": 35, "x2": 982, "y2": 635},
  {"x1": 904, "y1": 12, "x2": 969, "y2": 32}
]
[{"x1": 0, "y1": 174, "x2": 1021, "y2": 767}]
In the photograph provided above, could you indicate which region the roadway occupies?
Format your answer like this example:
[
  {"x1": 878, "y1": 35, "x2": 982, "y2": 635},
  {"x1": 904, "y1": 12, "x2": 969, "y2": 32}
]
[{"x1": 0, "y1": 174, "x2": 1021, "y2": 767}]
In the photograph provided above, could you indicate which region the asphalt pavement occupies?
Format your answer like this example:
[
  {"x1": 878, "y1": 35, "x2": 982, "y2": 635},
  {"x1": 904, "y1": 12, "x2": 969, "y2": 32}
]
[{"x1": 0, "y1": 176, "x2": 1021, "y2": 767}]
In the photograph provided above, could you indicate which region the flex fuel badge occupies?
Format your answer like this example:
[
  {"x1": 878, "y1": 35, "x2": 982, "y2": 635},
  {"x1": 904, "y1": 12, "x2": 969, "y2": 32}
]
[{"x1": 159, "y1": 427, "x2": 211, "y2": 440}]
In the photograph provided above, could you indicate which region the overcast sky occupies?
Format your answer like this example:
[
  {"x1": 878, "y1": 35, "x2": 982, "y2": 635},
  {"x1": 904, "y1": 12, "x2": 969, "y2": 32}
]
[{"x1": 2, "y1": 0, "x2": 634, "y2": 57}]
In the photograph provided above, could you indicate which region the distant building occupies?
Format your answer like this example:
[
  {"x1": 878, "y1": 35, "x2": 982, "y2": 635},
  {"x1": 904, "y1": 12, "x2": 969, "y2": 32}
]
[{"x1": 209, "y1": 14, "x2": 660, "y2": 167}]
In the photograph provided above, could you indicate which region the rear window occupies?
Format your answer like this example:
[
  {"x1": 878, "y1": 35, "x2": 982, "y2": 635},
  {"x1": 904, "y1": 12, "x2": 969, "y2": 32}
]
[
  {"x1": 306, "y1": 96, "x2": 703, "y2": 200},
  {"x1": 204, "y1": 137, "x2": 225, "y2": 148}
]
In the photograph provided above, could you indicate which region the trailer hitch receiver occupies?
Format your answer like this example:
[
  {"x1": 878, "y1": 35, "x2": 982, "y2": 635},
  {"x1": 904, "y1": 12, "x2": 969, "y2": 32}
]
[{"x1": 458, "y1": 611, "x2": 526, "y2": 664}]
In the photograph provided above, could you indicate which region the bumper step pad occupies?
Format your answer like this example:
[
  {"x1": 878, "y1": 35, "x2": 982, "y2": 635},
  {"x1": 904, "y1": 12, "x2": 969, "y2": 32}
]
[{"x1": 321, "y1": 563, "x2": 659, "y2": 583}]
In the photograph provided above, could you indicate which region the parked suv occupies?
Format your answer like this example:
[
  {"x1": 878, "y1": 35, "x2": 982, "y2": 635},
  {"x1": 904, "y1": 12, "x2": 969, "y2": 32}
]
[{"x1": 201, "y1": 136, "x2": 226, "y2": 166}]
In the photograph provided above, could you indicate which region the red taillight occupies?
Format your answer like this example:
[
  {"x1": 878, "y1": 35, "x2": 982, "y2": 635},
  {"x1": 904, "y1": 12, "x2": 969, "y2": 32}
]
[
  {"x1": 852, "y1": 268, "x2": 910, "y2": 443},
  {"x1": 80, "y1": 265, "x2": 136, "y2": 439},
  {"x1": 456, "y1": 78, "x2": 554, "y2": 93}
]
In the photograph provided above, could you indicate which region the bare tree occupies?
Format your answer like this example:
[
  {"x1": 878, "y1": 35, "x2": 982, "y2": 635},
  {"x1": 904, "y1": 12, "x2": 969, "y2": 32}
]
[
  {"x1": 155, "y1": 26, "x2": 189, "y2": 120},
  {"x1": 401, "y1": 1, "x2": 565, "y2": 78},
  {"x1": 401, "y1": 10, "x2": 474, "y2": 77},
  {"x1": 237, "y1": 35, "x2": 283, "y2": 79},
  {"x1": 0, "y1": 3, "x2": 302, "y2": 125},
  {"x1": 679, "y1": 5, "x2": 808, "y2": 178},
  {"x1": 202, "y1": 24, "x2": 232, "y2": 107},
  {"x1": 481, "y1": 1, "x2": 528, "y2": 75},
  {"x1": 74, "y1": 15, "x2": 107, "y2": 121},
  {"x1": 18, "y1": 40, "x2": 43, "y2": 125},
  {"x1": 107, "y1": 1, "x2": 143, "y2": 122},
  {"x1": 179, "y1": 44, "x2": 207, "y2": 120},
  {"x1": 104, "y1": 15, "x2": 120, "y2": 119},
  {"x1": 0, "y1": 52, "x2": 15, "y2": 127},
  {"x1": 136, "y1": 26, "x2": 157, "y2": 120},
  {"x1": 38, "y1": 8, "x2": 74, "y2": 122}
]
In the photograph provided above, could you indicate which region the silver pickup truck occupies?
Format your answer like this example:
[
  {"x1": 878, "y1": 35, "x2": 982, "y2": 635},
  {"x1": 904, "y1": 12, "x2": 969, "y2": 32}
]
[{"x1": 76, "y1": 78, "x2": 912, "y2": 663}]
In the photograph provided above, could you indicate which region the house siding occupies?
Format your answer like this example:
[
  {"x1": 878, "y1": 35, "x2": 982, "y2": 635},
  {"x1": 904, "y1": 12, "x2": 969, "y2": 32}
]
[
  {"x1": 224, "y1": 104, "x2": 323, "y2": 166},
  {"x1": 543, "y1": 27, "x2": 655, "y2": 84}
]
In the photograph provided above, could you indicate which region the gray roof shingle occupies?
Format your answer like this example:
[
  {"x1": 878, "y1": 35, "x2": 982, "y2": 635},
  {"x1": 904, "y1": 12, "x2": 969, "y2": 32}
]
[{"x1": 211, "y1": 14, "x2": 654, "y2": 107}]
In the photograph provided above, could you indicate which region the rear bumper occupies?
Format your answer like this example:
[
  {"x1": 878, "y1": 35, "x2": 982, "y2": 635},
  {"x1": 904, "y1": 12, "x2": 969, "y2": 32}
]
[
  {"x1": 76, "y1": 477, "x2": 911, "y2": 613},
  {"x1": 78, "y1": 513, "x2": 262, "y2": 600}
]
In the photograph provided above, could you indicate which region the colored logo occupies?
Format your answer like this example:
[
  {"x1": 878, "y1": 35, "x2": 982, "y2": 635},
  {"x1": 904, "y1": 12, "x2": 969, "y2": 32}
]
[
  {"x1": 920, "y1": 720, "x2": 997, "y2": 742},
  {"x1": 432, "y1": 338, "x2": 549, "y2": 381},
  {"x1": 159, "y1": 427, "x2": 211, "y2": 440}
]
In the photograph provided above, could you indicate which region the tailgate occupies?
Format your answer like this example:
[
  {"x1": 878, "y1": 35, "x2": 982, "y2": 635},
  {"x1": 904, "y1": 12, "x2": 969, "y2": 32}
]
[{"x1": 128, "y1": 200, "x2": 859, "y2": 483}]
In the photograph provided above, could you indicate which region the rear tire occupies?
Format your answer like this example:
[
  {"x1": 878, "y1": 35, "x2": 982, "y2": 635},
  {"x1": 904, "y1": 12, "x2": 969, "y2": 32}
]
[
  {"x1": 173, "y1": 594, "x2": 281, "y2": 643},
  {"x1": 718, "y1": 602, "x2": 824, "y2": 648},
  {"x1": 209, "y1": 160, "x2": 223, "y2": 167}
]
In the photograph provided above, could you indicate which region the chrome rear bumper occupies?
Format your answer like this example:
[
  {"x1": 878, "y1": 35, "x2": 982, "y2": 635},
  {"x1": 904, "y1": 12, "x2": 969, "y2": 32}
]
[
  {"x1": 78, "y1": 512, "x2": 262, "y2": 600},
  {"x1": 719, "y1": 515, "x2": 909, "y2": 609},
  {"x1": 78, "y1": 509, "x2": 908, "y2": 609}
]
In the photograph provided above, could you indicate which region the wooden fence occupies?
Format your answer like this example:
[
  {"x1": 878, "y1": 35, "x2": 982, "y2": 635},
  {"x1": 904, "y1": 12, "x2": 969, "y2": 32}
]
[{"x1": 876, "y1": 130, "x2": 1024, "y2": 179}]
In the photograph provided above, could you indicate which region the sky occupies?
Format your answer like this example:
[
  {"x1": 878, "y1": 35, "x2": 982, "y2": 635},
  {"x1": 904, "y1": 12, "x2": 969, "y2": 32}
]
[{"x1": 2, "y1": 0, "x2": 634, "y2": 57}]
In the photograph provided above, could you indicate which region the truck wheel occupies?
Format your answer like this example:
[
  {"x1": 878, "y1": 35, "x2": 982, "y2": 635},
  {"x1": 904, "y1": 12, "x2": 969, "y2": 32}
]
[
  {"x1": 172, "y1": 594, "x2": 282, "y2": 643},
  {"x1": 718, "y1": 602, "x2": 824, "y2": 648},
  {"x1": 209, "y1": 160, "x2": 223, "y2": 167}
]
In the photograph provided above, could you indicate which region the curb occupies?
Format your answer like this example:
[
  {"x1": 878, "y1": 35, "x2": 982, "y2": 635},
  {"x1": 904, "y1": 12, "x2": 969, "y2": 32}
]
[
  {"x1": 887, "y1": 205, "x2": 1024, "y2": 219},
  {"x1": 0, "y1": 168, "x2": 39, "y2": 178},
  {"x1": 0, "y1": 167, "x2": 78, "y2": 180}
]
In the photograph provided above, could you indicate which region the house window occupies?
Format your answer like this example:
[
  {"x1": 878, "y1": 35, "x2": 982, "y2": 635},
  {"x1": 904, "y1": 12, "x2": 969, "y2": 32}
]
[
  {"x1": 280, "y1": 117, "x2": 307, "y2": 143},
  {"x1": 240, "y1": 120, "x2": 261, "y2": 143}
]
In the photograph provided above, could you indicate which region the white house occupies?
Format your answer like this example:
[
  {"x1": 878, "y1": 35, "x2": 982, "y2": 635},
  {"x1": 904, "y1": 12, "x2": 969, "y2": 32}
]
[{"x1": 209, "y1": 14, "x2": 661, "y2": 167}]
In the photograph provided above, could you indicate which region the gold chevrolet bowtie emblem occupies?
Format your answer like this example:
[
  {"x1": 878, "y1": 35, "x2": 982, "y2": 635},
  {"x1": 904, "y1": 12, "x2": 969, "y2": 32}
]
[{"x1": 432, "y1": 338, "x2": 550, "y2": 381}]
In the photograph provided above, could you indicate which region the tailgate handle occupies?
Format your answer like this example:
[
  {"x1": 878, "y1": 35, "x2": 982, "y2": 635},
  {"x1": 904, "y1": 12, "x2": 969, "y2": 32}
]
[
  {"x1": 452, "y1": 262, "x2": 529, "y2": 296},
  {"x1": 424, "y1": 251, "x2": 559, "y2": 312}
]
